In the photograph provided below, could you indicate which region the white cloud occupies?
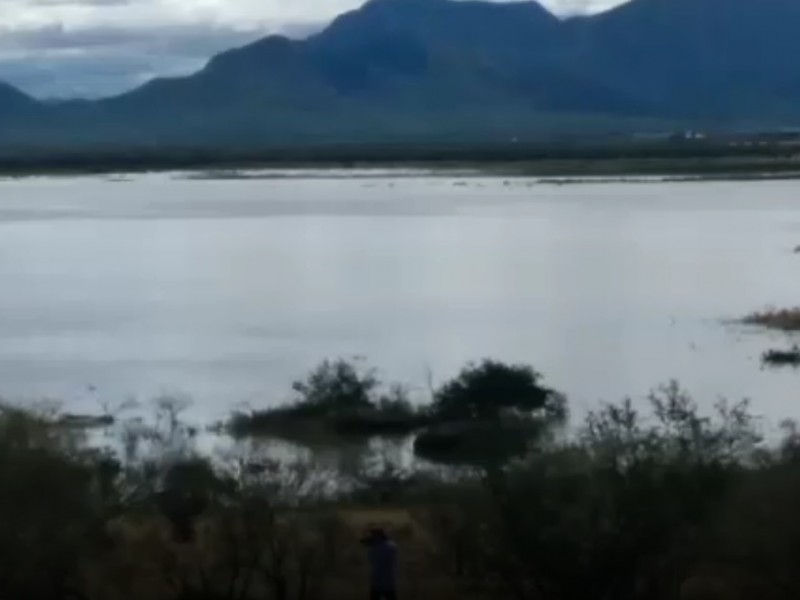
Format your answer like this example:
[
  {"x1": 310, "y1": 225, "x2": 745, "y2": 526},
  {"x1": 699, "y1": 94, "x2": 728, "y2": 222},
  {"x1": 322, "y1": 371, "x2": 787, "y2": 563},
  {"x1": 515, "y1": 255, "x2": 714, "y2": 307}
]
[
  {"x1": 0, "y1": 0, "x2": 360, "y2": 31},
  {"x1": 540, "y1": 0, "x2": 627, "y2": 15},
  {"x1": 0, "y1": 0, "x2": 629, "y2": 98}
]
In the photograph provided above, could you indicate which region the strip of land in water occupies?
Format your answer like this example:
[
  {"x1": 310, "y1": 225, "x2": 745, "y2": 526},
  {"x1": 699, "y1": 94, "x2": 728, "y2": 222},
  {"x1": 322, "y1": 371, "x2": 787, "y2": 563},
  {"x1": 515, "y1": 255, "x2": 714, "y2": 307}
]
[{"x1": 1, "y1": 140, "x2": 799, "y2": 179}]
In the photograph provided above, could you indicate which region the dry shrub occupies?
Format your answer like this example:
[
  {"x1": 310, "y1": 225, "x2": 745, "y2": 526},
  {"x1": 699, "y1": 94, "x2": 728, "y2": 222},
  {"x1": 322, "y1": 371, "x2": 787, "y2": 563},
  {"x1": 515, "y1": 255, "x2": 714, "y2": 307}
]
[{"x1": 743, "y1": 307, "x2": 800, "y2": 331}]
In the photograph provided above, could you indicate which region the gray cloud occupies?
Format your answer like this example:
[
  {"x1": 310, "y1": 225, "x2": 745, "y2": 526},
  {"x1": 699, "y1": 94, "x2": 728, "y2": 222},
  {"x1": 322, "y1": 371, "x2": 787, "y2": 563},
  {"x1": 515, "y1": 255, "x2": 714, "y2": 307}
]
[
  {"x1": 0, "y1": 21, "x2": 320, "y2": 98},
  {"x1": 1, "y1": 23, "x2": 265, "y2": 54},
  {"x1": 27, "y1": 0, "x2": 135, "y2": 5},
  {"x1": 547, "y1": 0, "x2": 625, "y2": 15},
  {"x1": 0, "y1": 54, "x2": 179, "y2": 99},
  {"x1": 0, "y1": 0, "x2": 625, "y2": 99}
]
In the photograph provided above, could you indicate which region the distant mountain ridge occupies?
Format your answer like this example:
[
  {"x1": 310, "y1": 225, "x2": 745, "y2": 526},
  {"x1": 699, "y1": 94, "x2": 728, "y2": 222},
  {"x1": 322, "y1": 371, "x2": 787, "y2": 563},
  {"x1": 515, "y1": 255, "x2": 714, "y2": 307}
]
[
  {"x1": 0, "y1": 81, "x2": 42, "y2": 121},
  {"x1": 2, "y1": 0, "x2": 800, "y2": 149}
]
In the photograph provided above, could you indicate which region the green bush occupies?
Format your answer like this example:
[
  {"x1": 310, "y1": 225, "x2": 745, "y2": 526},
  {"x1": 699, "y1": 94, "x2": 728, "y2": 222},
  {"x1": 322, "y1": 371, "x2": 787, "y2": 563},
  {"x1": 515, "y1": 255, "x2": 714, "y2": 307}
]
[
  {"x1": 431, "y1": 359, "x2": 564, "y2": 421},
  {"x1": 229, "y1": 359, "x2": 428, "y2": 439},
  {"x1": 414, "y1": 360, "x2": 566, "y2": 464},
  {"x1": 292, "y1": 358, "x2": 378, "y2": 414}
]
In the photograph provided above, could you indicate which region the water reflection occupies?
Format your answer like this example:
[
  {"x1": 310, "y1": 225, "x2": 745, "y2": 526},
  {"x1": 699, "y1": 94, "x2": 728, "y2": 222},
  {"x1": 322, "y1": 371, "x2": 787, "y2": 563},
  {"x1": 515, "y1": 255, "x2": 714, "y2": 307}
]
[{"x1": 1, "y1": 175, "x2": 800, "y2": 425}]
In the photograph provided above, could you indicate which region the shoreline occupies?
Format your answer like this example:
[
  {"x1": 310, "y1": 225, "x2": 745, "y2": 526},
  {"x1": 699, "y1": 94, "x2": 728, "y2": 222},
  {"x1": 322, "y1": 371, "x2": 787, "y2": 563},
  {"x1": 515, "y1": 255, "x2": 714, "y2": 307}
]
[
  {"x1": 4, "y1": 165, "x2": 800, "y2": 184},
  {"x1": 0, "y1": 143, "x2": 798, "y2": 179}
]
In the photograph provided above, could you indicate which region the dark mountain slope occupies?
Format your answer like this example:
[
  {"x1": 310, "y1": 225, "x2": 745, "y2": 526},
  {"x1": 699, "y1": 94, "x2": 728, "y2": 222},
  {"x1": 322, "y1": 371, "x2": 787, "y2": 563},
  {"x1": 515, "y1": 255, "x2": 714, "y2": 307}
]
[
  {"x1": 303, "y1": 0, "x2": 635, "y2": 113},
  {"x1": 0, "y1": 82, "x2": 44, "y2": 128},
  {"x1": 0, "y1": 82, "x2": 39, "y2": 111},
  {"x1": 3, "y1": 0, "x2": 800, "y2": 149},
  {"x1": 564, "y1": 0, "x2": 800, "y2": 120},
  {"x1": 0, "y1": 82, "x2": 63, "y2": 147},
  {"x1": 68, "y1": 0, "x2": 642, "y2": 144}
]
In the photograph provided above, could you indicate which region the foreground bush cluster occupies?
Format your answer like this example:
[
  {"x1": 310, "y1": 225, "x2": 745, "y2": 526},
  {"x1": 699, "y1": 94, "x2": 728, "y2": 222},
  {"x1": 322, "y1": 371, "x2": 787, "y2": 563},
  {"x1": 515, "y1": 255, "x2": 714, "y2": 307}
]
[{"x1": 4, "y1": 364, "x2": 800, "y2": 600}]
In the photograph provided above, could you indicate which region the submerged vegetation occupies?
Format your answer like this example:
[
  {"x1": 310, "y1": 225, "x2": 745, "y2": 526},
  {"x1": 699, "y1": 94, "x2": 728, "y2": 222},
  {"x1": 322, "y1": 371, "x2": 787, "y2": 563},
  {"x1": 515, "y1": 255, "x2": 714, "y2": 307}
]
[
  {"x1": 745, "y1": 248, "x2": 800, "y2": 357},
  {"x1": 743, "y1": 307, "x2": 800, "y2": 331},
  {"x1": 229, "y1": 359, "x2": 430, "y2": 440},
  {"x1": 6, "y1": 371, "x2": 800, "y2": 600},
  {"x1": 231, "y1": 358, "x2": 565, "y2": 465},
  {"x1": 414, "y1": 360, "x2": 566, "y2": 464},
  {"x1": 762, "y1": 346, "x2": 800, "y2": 367}
]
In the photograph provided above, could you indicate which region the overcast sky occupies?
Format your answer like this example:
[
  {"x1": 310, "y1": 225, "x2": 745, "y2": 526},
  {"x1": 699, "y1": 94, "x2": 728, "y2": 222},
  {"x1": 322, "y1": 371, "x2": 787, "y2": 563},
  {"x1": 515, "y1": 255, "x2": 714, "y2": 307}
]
[{"x1": 0, "y1": 0, "x2": 628, "y2": 99}]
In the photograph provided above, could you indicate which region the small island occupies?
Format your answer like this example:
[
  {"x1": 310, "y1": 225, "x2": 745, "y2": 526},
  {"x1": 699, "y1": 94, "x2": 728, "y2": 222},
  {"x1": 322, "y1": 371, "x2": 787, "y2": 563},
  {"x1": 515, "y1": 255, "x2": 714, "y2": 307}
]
[{"x1": 230, "y1": 358, "x2": 565, "y2": 465}]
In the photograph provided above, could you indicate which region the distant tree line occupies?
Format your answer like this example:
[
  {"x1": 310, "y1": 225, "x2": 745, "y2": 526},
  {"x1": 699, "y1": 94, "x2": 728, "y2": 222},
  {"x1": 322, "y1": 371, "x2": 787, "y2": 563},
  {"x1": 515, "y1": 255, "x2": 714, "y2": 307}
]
[{"x1": 0, "y1": 138, "x2": 796, "y2": 176}]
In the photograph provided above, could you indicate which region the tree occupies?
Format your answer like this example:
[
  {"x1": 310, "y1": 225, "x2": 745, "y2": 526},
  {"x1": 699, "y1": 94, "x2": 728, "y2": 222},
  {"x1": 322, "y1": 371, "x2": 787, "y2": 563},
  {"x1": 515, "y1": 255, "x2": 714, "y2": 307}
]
[
  {"x1": 431, "y1": 360, "x2": 563, "y2": 421},
  {"x1": 291, "y1": 358, "x2": 378, "y2": 415}
]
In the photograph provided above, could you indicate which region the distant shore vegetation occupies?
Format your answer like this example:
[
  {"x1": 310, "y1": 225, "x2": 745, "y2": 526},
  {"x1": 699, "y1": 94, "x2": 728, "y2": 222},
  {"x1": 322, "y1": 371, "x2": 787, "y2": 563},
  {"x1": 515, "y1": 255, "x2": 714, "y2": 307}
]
[{"x1": 0, "y1": 139, "x2": 799, "y2": 178}]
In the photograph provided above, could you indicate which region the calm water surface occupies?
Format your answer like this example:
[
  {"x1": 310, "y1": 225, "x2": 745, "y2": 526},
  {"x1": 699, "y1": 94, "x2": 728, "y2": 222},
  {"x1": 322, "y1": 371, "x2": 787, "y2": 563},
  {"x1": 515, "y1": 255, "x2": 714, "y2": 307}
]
[{"x1": 1, "y1": 172, "x2": 799, "y2": 428}]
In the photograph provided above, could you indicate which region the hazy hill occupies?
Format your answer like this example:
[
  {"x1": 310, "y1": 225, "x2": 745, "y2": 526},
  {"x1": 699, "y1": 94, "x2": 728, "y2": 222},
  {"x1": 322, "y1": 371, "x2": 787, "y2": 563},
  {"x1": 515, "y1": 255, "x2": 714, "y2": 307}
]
[{"x1": 0, "y1": 82, "x2": 42, "y2": 130}]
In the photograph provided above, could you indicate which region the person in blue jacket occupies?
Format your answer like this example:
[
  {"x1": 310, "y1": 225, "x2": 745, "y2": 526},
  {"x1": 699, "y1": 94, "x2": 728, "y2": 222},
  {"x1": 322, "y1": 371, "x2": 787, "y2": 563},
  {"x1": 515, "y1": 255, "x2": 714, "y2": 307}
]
[{"x1": 360, "y1": 526, "x2": 398, "y2": 600}]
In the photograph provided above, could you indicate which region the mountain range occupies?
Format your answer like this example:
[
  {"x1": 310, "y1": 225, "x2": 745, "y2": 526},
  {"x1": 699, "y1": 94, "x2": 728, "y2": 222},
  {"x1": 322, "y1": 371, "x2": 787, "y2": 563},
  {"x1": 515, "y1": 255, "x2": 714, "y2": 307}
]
[{"x1": 2, "y1": 0, "x2": 800, "y2": 150}]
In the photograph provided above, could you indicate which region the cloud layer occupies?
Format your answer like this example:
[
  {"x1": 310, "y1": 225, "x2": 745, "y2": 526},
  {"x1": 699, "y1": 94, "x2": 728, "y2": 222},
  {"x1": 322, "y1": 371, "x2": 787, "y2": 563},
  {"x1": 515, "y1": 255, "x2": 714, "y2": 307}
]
[{"x1": 0, "y1": 0, "x2": 627, "y2": 98}]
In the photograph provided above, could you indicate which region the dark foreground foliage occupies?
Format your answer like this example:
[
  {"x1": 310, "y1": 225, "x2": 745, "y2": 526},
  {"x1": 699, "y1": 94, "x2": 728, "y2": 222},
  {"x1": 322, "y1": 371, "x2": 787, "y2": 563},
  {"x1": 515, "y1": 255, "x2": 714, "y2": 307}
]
[{"x1": 5, "y1": 373, "x2": 800, "y2": 600}]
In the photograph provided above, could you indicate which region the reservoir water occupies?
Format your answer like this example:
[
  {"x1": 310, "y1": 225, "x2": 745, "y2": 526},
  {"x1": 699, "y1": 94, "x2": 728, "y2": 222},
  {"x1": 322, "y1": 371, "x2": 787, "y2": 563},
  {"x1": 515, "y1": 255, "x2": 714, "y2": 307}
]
[{"x1": 1, "y1": 171, "x2": 799, "y2": 428}]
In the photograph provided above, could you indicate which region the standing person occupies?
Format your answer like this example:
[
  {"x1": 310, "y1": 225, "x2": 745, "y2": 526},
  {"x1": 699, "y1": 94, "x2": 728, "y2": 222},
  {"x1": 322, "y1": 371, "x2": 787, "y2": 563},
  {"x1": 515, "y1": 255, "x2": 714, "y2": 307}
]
[{"x1": 361, "y1": 526, "x2": 398, "y2": 600}]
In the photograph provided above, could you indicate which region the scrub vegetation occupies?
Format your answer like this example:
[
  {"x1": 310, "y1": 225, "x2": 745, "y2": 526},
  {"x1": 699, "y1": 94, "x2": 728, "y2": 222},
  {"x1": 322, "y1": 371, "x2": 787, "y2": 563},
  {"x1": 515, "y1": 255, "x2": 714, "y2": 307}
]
[{"x1": 4, "y1": 360, "x2": 800, "y2": 600}]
